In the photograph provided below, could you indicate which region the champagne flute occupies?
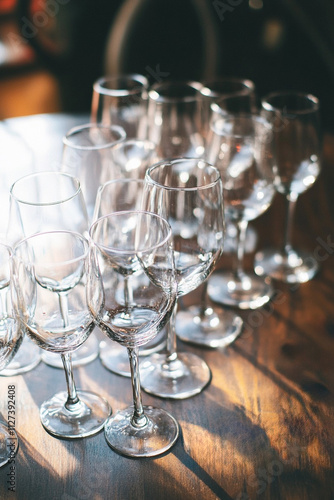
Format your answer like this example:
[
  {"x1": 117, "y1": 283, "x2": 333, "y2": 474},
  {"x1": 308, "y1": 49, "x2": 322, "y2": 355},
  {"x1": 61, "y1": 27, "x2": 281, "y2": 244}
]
[
  {"x1": 140, "y1": 158, "x2": 224, "y2": 398},
  {"x1": 206, "y1": 111, "x2": 275, "y2": 309},
  {"x1": 254, "y1": 91, "x2": 321, "y2": 283},
  {"x1": 88, "y1": 211, "x2": 179, "y2": 457},
  {"x1": 62, "y1": 123, "x2": 126, "y2": 221},
  {"x1": 0, "y1": 242, "x2": 23, "y2": 467},
  {"x1": 12, "y1": 231, "x2": 111, "y2": 438},
  {"x1": 91, "y1": 74, "x2": 149, "y2": 139},
  {"x1": 94, "y1": 178, "x2": 167, "y2": 376},
  {"x1": 5, "y1": 171, "x2": 98, "y2": 371},
  {"x1": 146, "y1": 80, "x2": 205, "y2": 158}
]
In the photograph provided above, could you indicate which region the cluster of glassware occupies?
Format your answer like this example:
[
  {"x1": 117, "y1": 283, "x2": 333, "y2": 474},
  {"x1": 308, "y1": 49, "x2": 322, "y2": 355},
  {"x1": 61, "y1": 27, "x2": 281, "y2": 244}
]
[{"x1": 0, "y1": 74, "x2": 321, "y2": 461}]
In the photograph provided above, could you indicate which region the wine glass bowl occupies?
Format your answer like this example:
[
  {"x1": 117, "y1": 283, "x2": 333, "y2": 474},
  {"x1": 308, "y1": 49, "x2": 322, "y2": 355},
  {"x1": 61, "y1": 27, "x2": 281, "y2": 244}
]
[
  {"x1": 88, "y1": 211, "x2": 179, "y2": 457},
  {"x1": 12, "y1": 230, "x2": 111, "y2": 439},
  {"x1": 146, "y1": 80, "x2": 205, "y2": 158},
  {"x1": 91, "y1": 74, "x2": 149, "y2": 139},
  {"x1": 254, "y1": 91, "x2": 321, "y2": 284},
  {"x1": 62, "y1": 123, "x2": 126, "y2": 221}
]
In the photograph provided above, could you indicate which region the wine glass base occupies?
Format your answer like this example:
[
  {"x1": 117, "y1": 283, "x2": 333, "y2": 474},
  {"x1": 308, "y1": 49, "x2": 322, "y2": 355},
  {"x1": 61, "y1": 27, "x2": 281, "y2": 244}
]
[
  {"x1": 40, "y1": 390, "x2": 111, "y2": 439},
  {"x1": 99, "y1": 330, "x2": 167, "y2": 378},
  {"x1": 254, "y1": 248, "x2": 319, "y2": 284},
  {"x1": 208, "y1": 272, "x2": 273, "y2": 310},
  {"x1": 175, "y1": 305, "x2": 243, "y2": 348},
  {"x1": 0, "y1": 424, "x2": 18, "y2": 468},
  {"x1": 42, "y1": 333, "x2": 99, "y2": 368},
  {"x1": 104, "y1": 405, "x2": 179, "y2": 458},
  {"x1": 1, "y1": 337, "x2": 41, "y2": 376},
  {"x1": 140, "y1": 352, "x2": 211, "y2": 399}
]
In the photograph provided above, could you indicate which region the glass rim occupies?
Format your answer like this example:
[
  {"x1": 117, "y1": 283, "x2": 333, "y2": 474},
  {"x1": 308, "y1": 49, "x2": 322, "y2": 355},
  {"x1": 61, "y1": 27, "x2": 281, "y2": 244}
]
[
  {"x1": 201, "y1": 77, "x2": 255, "y2": 98},
  {"x1": 93, "y1": 74, "x2": 149, "y2": 97},
  {"x1": 13, "y1": 229, "x2": 88, "y2": 266},
  {"x1": 89, "y1": 210, "x2": 173, "y2": 255},
  {"x1": 261, "y1": 90, "x2": 319, "y2": 114},
  {"x1": 148, "y1": 80, "x2": 203, "y2": 104},
  {"x1": 63, "y1": 123, "x2": 126, "y2": 151},
  {"x1": 145, "y1": 157, "x2": 221, "y2": 191},
  {"x1": 10, "y1": 171, "x2": 83, "y2": 207}
]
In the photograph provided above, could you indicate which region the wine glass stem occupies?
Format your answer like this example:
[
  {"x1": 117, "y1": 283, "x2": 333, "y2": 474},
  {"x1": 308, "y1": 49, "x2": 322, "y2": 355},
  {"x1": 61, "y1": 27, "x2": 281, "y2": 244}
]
[
  {"x1": 234, "y1": 219, "x2": 248, "y2": 281},
  {"x1": 282, "y1": 194, "x2": 298, "y2": 255},
  {"x1": 127, "y1": 347, "x2": 147, "y2": 428},
  {"x1": 61, "y1": 352, "x2": 79, "y2": 408},
  {"x1": 165, "y1": 303, "x2": 178, "y2": 363},
  {"x1": 199, "y1": 281, "x2": 209, "y2": 317}
]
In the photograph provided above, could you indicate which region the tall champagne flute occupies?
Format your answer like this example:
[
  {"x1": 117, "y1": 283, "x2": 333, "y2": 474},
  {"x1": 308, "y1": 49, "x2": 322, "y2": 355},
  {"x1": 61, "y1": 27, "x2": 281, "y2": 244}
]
[
  {"x1": 94, "y1": 178, "x2": 167, "y2": 376},
  {"x1": 140, "y1": 158, "x2": 224, "y2": 398},
  {"x1": 0, "y1": 242, "x2": 23, "y2": 467},
  {"x1": 62, "y1": 123, "x2": 126, "y2": 221},
  {"x1": 88, "y1": 211, "x2": 179, "y2": 457},
  {"x1": 12, "y1": 231, "x2": 111, "y2": 438},
  {"x1": 5, "y1": 171, "x2": 98, "y2": 371},
  {"x1": 91, "y1": 74, "x2": 149, "y2": 139},
  {"x1": 254, "y1": 91, "x2": 321, "y2": 283},
  {"x1": 206, "y1": 111, "x2": 275, "y2": 309},
  {"x1": 146, "y1": 80, "x2": 205, "y2": 158}
]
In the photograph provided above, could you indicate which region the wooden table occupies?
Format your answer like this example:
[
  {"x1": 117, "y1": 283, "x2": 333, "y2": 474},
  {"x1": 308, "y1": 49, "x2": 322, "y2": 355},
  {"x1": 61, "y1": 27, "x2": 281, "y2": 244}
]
[{"x1": 0, "y1": 114, "x2": 333, "y2": 500}]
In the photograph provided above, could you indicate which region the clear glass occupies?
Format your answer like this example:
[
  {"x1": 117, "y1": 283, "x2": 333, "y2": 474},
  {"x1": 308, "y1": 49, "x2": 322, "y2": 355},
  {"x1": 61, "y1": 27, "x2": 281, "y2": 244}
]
[
  {"x1": 108, "y1": 138, "x2": 158, "y2": 180},
  {"x1": 62, "y1": 123, "x2": 126, "y2": 221},
  {"x1": 91, "y1": 74, "x2": 149, "y2": 139},
  {"x1": 88, "y1": 211, "x2": 179, "y2": 457},
  {"x1": 206, "y1": 111, "x2": 275, "y2": 309},
  {"x1": 5, "y1": 171, "x2": 99, "y2": 371},
  {"x1": 0, "y1": 243, "x2": 23, "y2": 467},
  {"x1": 254, "y1": 91, "x2": 321, "y2": 283},
  {"x1": 93, "y1": 178, "x2": 167, "y2": 376},
  {"x1": 146, "y1": 80, "x2": 205, "y2": 158},
  {"x1": 12, "y1": 231, "x2": 111, "y2": 439},
  {"x1": 141, "y1": 158, "x2": 225, "y2": 397}
]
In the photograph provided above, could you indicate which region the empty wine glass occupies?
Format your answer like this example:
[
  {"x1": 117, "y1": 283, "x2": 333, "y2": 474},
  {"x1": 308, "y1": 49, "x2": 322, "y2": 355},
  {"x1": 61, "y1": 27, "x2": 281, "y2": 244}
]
[
  {"x1": 91, "y1": 74, "x2": 149, "y2": 139},
  {"x1": 62, "y1": 123, "x2": 126, "y2": 221},
  {"x1": 6, "y1": 171, "x2": 98, "y2": 371},
  {"x1": 88, "y1": 211, "x2": 179, "y2": 457},
  {"x1": 140, "y1": 158, "x2": 224, "y2": 398},
  {"x1": 146, "y1": 80, "x2": 205, "y2": 158},
  {"x1": 93, "y1": 178, "x2": 167, "y2": 376},
  {"x1": 201, "y1": 77, "x2": 257, "y2": 140},
  {"x1": 254, "y1": 91, "x2": 321, "y2": 283},
  {"x1": 0, "y1": 242, "x2": 23, "y2": 467},
  {"x1": 12, "y1": 231, "x2": 111, "y2": 439},
  {"x1": 206, "y1": 111, "x2": 275, "y2": 309}
]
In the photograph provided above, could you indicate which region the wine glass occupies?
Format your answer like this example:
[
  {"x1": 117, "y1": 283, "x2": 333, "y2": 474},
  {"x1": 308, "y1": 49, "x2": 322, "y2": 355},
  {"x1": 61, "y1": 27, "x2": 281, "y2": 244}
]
[
  {"x1": 146, "y1": 80, "x2": 205, "y2": 158},
  {"x1": 0, "y1": 242, "x2": 23, "y2": 467},
  {"x1": 62, "y1": 122, "x2": 126, "y2": 221},
  {"x1": 88, "y1": 211, "x2": 179, "y2": 457},
  {"x1": 94, "y1": 178, "x2": 167, "y2": 376},
  {"x1": 12, "y1": 230, "x2": 111, "y2": 439},
  {"x1": 140, "y1": 158, "x2": 224, "y2": 398},
  {"x1": 254, "y1": 91, "x2": 321, "y2": 283},
  {"x1": 5, "y1": 170, "x2": 98, "y2": 371},
  {"x1": 91, "y1": 74, "x2": 149, "y2": 139},
  {"x1": 201, "y1": 77, "x2": 257, "y2": 139},
  {"x1": 206, "y1": 111, "x2": 275, "y2": 309}
]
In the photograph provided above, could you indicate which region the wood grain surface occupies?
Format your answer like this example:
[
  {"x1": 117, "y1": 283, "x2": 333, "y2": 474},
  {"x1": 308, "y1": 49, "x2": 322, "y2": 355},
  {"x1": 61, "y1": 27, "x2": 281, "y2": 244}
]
[{"x1": 0, "y1": 114, "x2": 333, "y2": 500}]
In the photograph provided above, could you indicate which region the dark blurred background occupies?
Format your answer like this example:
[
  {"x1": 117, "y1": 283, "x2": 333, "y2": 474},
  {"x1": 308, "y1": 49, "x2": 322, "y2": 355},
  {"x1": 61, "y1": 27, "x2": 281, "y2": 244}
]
[{"x1": 0, "y1": 0, "x2": 334, "y2": 131}]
